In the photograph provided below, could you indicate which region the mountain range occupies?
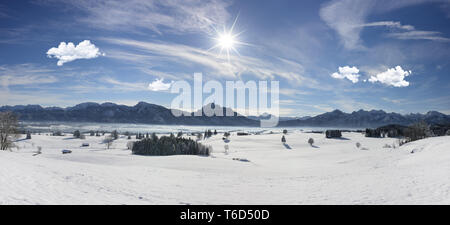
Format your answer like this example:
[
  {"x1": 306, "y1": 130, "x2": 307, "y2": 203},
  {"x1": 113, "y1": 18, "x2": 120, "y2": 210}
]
[{"x1": 1, "y1": 102, "x2": 449, "y2": 128}]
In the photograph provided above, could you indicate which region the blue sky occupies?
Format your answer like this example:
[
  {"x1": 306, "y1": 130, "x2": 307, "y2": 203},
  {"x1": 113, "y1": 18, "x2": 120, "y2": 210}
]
[{"x1": 0, "y1": 0, "x2": 449, "y2": 116}]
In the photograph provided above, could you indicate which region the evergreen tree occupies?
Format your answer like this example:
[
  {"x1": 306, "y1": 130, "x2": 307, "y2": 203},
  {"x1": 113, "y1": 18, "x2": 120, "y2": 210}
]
[
  {"x1": 151, "y1": 133, "x2": 158, "y2": 141},
  {"x1": 73, "y1": 130, "x2": 81, "y2": 138},
  {"x1": 111, "y1": 130, "x2": 119, "y2": 140},
  {"x1": 308, "y1": 138, "x2": 314, "y2": 146}
]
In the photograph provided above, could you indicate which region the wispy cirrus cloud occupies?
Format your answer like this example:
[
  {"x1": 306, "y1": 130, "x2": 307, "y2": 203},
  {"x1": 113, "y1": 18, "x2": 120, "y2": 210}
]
[
  {"x1": 0, "y1": 4, "x2": 8, "y2": 18},
  {"x1": 102, "y1": 38, "x2": 308, "y2": 85},
  {"x1": 320, "y1": 0, "x2": 450, "y2": 49},
  {"x1": 99, "y1": 77, "x2": 148, "y2": 92},
  {"x1": 38, "y1": 0, "x2": 231, "y2": 35},
  {"x1": 387, "y1": 30, "x2": 450, "y2": 42},
  {"x1": 0, "y1": 64, "x2": 58, "y2": 87}
]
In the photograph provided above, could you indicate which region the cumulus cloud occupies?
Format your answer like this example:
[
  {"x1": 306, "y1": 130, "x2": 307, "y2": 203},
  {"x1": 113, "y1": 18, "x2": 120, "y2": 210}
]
[
  {"x1": 47, "y1": 40, "x2": 104, "y2": 66},
  {"x1": 331, "y1": 66, "x2": 360, "y2": 83},
  {"x1": 368, "y1": 66, "x2": 411, "y2": 87},
  {"x1": 148, "y1": 78, "x2": 173, "y2": 91}
]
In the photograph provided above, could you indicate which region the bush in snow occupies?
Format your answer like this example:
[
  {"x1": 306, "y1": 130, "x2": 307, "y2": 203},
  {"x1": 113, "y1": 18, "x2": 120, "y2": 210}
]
[
  {"x1": 283, "y1": 129, "x2": 288, "y2": 134},
  {"x1": 132, "y1": 135, "x2": 211, "y2": 156},
  {"x1": 308, "y1": 138, "x2": 314, "y2": 146},
  {"x1": 356, "y1": 142, "x2": 361, "y2": 148}
]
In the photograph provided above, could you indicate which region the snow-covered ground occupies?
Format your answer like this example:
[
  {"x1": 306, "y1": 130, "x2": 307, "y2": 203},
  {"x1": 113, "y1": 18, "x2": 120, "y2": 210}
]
[{"x1": 1, "y1": 131, "x2": 449, "y2": 204}]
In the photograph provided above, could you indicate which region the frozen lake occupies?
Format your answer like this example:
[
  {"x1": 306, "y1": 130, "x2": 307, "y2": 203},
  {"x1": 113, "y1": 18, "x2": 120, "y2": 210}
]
[{"x1": 19, "y1": 121, "x2": 361, "y2": 134}]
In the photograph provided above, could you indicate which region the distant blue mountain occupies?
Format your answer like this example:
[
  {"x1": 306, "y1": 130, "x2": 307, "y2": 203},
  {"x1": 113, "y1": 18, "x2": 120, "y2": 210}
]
[
  {"x1": 0, "y1": 102, "x2": 258, "y2": 126},
  {"x1": 1, "y1": 102, "x2": 449, "y2": 127},
  {"x1": 278, "y1": 109, "x2": 450, "y2": 128}
]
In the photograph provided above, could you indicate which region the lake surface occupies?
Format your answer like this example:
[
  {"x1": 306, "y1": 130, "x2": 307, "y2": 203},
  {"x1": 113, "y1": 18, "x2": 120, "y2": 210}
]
[{"x1": 19, "y1": 121, "x2": 361, "y2": 134}]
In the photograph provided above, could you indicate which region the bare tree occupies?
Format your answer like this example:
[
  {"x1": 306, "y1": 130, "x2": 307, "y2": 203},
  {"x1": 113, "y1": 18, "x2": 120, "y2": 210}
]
[
  {"x1": 0, "y1": 112, "x2": 19, "y2": 151},
  {"x1": 103, "y1": 137, "x2": 114, "y2": 149}
]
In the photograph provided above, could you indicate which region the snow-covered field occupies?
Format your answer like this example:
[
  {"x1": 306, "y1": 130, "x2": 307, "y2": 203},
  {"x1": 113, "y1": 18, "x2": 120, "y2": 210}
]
[{"x1": 1, "y1": 131, "x2": 449, "y2": 204}]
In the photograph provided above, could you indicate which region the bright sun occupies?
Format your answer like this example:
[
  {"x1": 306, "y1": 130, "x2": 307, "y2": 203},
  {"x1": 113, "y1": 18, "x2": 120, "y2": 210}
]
[
  {"x1": 209, "y1": 15, "x2": 248, "y2": 61},
  {"x1": 218, "y1": 33, "x2": 235, "y2": 49}
]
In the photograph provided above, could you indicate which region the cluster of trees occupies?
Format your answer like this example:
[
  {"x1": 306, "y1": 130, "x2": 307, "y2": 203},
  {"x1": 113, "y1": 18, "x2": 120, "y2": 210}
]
[
  {"x1": 403, "y1": 121, "x2": 433, "y2": 142},
  {"x1": 73, "y1": 130, "x2": 85, "y2": 139},
  {"x1": 325, "y1": 130, "x2": 342, "y2": 138},
  {"x1": 204, "y1": 130, "x2": 213, "y2": 139},
  {"x1": 132, "y1": 134, "x2": 211, "y2": 156},
  {"x1": 52, "y1": 131, "x2": 63, "y2": 136},
  {"x1": 136, "y1": 133, "x2": 151, "y2": 140}
]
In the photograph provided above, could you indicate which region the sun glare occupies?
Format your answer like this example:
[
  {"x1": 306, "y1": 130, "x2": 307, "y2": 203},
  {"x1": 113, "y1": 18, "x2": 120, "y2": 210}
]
[
  {"x1": 218, "y1": 33, "x2": 235, "y2": 49},
  {"x1": 209, "y1": 14, "x2": 248, "y2": 62}
]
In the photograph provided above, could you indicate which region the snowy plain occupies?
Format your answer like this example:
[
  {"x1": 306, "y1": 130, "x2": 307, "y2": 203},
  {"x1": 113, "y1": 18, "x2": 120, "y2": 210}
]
[{"x1": 0, "y1": 130, "x2": 449, "y2": 205}]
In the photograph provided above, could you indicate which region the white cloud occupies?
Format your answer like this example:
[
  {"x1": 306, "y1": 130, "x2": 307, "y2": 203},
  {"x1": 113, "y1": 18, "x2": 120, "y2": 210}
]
[
  {"x1": 47, "y1": 40, "x2": 104, "y2": 66},
  {"x1": 361, "y1": 21, "x2": 414, "y2": 30},
  {"x1": 368, "y1": 66, "x2": 411, "y2": 87},
  {"x1": 103, "y1": 38, "x2": 309, "y2": 85},
  {"x1": 0, "y1": 64, "x2": 58, "y2": 87},
  {"x1": 148, "y1": 78, "x2": 173, "y2": 91},
  {"x1": 331, "y1": 66, "x2": 360, "y2": 83},
  {"x1": 44, "y1": 0, "x2": 230, "y2": 35},
  {"x1": 319, "y1": 0, "x2": 450, "y2": 49},
  {"x1": 100, "y1": 77, "x2": 148, "y2": 92},
  {"x1": 387, "y1": 30, "x2": 450, "y2": 42}
]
